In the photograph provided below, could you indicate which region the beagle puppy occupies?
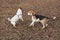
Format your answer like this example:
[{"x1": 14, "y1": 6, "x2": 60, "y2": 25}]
[
  {"x1": 8, "y1": 8, "x2": 24, "y2": 27},
  {"x1": 28, "y1": 10, "x2": 56, "y2": 29}
]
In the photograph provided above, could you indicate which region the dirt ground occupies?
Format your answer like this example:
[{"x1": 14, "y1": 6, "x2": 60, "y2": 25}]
[{"x1": 0, "y1": 0, "x2": 60, "y2": 40}]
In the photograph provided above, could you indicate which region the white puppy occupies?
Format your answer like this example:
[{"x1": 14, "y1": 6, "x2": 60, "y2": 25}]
[{"x1": 8, "y1": 8, "x2": 24, "y2": 27}]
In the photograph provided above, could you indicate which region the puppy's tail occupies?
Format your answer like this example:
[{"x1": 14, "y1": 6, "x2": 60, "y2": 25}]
[
  {"x1": 48, "y1": 16, "x2": 56, "y2": 20},
  {"x1": 52, "y1": 16, "x2": 56, "y2": 20},
  {"x1": 8, "y1": 18, "x2": 11, "y2": 21}
]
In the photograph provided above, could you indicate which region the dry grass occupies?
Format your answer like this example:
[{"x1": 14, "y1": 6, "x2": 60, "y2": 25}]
[{"x1": 0, "y1": 0, "x2": 60, "y2": 40}]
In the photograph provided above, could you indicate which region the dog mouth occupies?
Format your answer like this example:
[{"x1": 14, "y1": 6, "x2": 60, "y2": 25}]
[
  {"x1": 28, "y1": 13, "x2": 32, "y2": 16},
  {"x1": 28, "y1": 13, "x2": 30, "y2": 15}
]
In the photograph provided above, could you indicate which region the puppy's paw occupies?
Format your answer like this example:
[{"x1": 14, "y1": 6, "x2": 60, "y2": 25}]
[
  {"x1": 42, "y1": 26, "x2": 45, "y2": 29},
  {"x1": 29, "y1": 25, "x2": 34, "y2": 27},
  {"x1": 11, "y1": 24, "x2": 16, "y2": 27},
  {"x1": 13, "y1": 24, "x2": 16, "y2": 27},
  {"x1": 21, "y1": 19, "x2": 24, "y2": 21},
  {"x1": 46, "y1": 24, "x2": 48, "y2": 27},
  {"x1": 22, "y1": 20, "x2": 24, "y2": 21}
]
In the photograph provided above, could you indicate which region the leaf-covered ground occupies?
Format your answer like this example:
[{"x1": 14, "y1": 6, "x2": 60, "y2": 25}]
[{"x1": 0, "y1": 0, "x2": 60, "y2": 40}]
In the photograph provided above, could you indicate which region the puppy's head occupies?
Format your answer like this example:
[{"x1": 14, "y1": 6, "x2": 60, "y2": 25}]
[
  {"x1": 28, "y1": 10, "x2": 35, "y2": 16},
  {"x1": 16, "y1": 8, "x2": 22, "y2": 16}
]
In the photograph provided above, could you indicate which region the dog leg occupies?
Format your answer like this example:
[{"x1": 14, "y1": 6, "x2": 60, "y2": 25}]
[
  {"x1": 42, "y1": 23, "x2": 48, "y2": 29},
  {"x1": 40, "y1": 18, "x2": 48, "y2": 29},
  {"x1": 36, "y1": 18, "x2": 40, "y2": 22},
  {"x1": 29, "y1": 21, "x2": 35, "y2": 26},
  {"x1": 20, "y1": 17, "x2": 24, "y2": 21},
  {"x1": 40, "y1": 21, "x2": 46, "y2": 29},
  {"x1": 11, "y1": 22, "x2": 16, "y2": 27},
  {"x1": 19, "y1": 16, "x2": 24, "y2": 21},
  {"x1": 46, "y1": 24, "x2": 48, "y2": 27},
  {"x1": 42, "y1": 24, "x2": 46, "y2": 29},
  {"x1": 13, "y1": 22, "x2": 16, "y2": 27}
]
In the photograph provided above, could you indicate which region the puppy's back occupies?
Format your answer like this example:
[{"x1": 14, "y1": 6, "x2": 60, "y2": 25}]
[{"x1": 34, "y1": 14, "x2": 49, "y2": 20}]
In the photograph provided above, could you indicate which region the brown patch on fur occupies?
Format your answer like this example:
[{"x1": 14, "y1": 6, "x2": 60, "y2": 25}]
[
  {"x1": 28, "y1": 10, "x2": 35, "y2": 15},
  {"x1": 40, "y1": 18, "x2": 48, "y2": 24}
]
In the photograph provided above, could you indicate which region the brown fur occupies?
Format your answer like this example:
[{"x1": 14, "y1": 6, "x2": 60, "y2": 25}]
[{"x1": 28, "y1": 10, "x2": 35, "y2": 15}]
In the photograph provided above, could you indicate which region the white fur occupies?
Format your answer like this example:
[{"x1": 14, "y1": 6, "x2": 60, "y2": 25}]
[
  {"x1": 29, "y1": 16, "x2": 40, "y2": 26},
  {"x1": 53, "y1": 17, "x2": 56, "y2": 19},
  {"x1": 28, "y1": 13, "x2": 32, "y2": 15},
  {"x1": 8, "y1": 8, "x2": 24, "y2": 27}
]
